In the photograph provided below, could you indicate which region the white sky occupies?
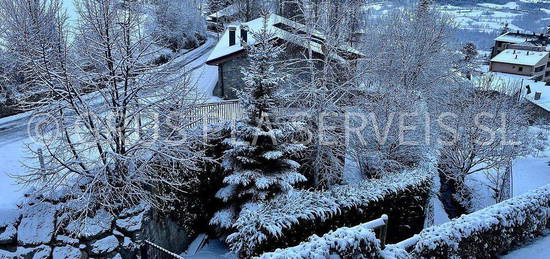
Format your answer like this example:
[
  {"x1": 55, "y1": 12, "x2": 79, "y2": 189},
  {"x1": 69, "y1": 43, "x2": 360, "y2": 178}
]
[{"x1": 62, "y1": 0, "x2": 77, "y2": 22}]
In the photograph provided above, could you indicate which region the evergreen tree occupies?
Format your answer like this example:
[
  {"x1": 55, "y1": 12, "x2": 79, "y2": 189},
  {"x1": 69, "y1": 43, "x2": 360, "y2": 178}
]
[
  {"x1": 462, "y1": 42, "x2": 478, "y2": 63},
  {"x1": 210, "y1": 15, "x2": 307, "y2": 229}
]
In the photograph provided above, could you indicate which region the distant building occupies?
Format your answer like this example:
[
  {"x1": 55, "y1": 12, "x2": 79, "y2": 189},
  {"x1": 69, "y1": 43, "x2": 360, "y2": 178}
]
[
  {"x1": 490, "y1": 49, "x2": 550, "y2": 82},
  {"x1": 474, "y1": 72, "x2": 550, "y2": 122},
  {"x1": 206, "y1": 14, "x2": 363, "y2": 99},
  {"x1": 207, "y1": 4, "x2": 239, "y2": 31},
  {"x1": 491, "y1": 31, "x2": 550, "y2": 58},
  {"x1": 524, "y1": 80, "x2": 550, "y2": 121}
]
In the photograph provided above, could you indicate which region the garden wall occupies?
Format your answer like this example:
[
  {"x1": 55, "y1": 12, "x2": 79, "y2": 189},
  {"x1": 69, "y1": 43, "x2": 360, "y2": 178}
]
[
  {"x1": 226, "y1": 165, "x2": 434, "y2": 258},
  {"x1": 257, "y1": 221, "x2": 383, "y2": 259},
  {"x1": 384, "y1": 184, "x2": 550, "y2": 258}
]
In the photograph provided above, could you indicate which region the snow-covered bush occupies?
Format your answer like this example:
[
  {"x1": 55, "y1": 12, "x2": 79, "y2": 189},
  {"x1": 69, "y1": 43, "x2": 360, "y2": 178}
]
[
  {"x1": 257, "y1": 222, "x2": 382, "y2": 259},
  {"x1": 226, "y1": 162, "x2": 435, "y2": 257},
  {"x1": 411, "y1": 184, "x2": 550, "y2": 258},
  {"x1": 149, "y1": 0, "x2": 206, "y2": 51}
]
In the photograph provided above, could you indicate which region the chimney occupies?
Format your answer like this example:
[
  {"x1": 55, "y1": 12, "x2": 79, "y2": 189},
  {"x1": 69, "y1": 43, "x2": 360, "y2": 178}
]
[
  {"x1": 229, "y1": 26, "x2": 237, "y2": 46},
  {"x1": 534, "y1": 91, "x2": 542, "y2": 100},
  {"x1": 241, "y1": 25, "x2": 249, "y2": 44}
]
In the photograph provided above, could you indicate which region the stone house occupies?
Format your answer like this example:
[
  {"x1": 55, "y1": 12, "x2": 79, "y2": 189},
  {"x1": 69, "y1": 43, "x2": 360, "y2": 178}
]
[{"x1": 206, "y1": 14, "x2": 363, "y2": 99}]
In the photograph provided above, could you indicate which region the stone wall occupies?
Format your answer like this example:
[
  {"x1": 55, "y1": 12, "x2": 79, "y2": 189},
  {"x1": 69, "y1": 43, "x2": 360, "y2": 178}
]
[
  {"x1": 0, "y1": 199, "x2": 190, "y2": 259},
  {"x1": 215, "y1": 55, "x2": 250, "y2": 99}
]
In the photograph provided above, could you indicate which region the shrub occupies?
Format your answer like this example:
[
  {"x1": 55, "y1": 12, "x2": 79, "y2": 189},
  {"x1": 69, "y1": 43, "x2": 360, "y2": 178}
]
[
  {"x1": 257, "y1": 222, "x2": 382, "y2": 259},
  {"x1": 226, "y1": 163, "x2": 435, "y2": 258},
  {"x1": 149, "y1": 0, "x2": 207, "y2": 51},
  {"x1": 410, "y1": 184, "x2": 550, "y2": 258}
]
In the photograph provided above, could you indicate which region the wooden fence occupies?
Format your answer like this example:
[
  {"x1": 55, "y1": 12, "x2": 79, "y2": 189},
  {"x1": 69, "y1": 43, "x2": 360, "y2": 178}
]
[{"x1": 184, "y1": 99, "x2": 243, "y2": 128}]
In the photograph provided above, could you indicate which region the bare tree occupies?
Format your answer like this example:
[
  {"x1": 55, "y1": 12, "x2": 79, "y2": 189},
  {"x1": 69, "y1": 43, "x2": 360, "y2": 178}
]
[
  {"x1": 359, "y1": 5, "x2": 461, "y2": 96},
  {"x1": 438, "y1": 87, "x2": 531, "y2": 213},
  {"x1": 279, "y1": 0, "x2": 365, "y2": 188},
  {"x1": 0, "y1": 0, "x2": 68, "y2": 107},
  {"x1": 14, "y1": 0, "x2": 205, "y2": 223},
  {"x1": 347, "y1": 87, "x2": 429, "y2": 179}
]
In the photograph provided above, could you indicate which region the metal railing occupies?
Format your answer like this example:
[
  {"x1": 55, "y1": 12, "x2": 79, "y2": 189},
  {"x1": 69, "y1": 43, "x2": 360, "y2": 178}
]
[
  {"x1": 367, "y1": 214, "x2": 389, "y2": 249},
  {"x1": 140, "y1": 240, "x2": 185, "y2": 259},
  {"x1": 394, "y1": 234, "x2": 421, "y2": 252}
]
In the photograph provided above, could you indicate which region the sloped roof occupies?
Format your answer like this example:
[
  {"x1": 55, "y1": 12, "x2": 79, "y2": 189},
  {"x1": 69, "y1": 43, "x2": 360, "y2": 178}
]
[
  {"x1": 495, "y1": 32, "x2": 549, "y2": 45},
  {"x1": 491, "y1": 49, "x2": 548, "y2": 66},
  {"x1": 207, "y1": 4, "x2": 239, "y2": 21},
  {"x1": 525, "y1": 82, "x2": 550, "y2": 112},
  {"x1": 206, "y1": 14, "x2": 363, "y2": 65}
]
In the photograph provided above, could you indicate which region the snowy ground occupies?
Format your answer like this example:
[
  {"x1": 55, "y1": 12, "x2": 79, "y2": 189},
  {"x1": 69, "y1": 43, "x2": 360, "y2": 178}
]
[
  {"x1": 0, "y1": 35, "x2": 219, "y2": 210},
  {"x1": 464, "y1": 126, "x2": 550, "y2": 212},
  {"x1": 502, "y1": 231, "x2": 550, "y2": 258}
]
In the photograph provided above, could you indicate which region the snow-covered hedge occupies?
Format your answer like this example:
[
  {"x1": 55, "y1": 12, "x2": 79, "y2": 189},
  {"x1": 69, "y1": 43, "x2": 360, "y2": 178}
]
[
  {"x1": 410, "y1": 184, "x2": 550, "y2": 258},
  {"x1": 256, "y1": 222, "x2": 382, "y2": 259},
  {"x1": 227, "y1": 165, "x2": 434, "y2": 257}
]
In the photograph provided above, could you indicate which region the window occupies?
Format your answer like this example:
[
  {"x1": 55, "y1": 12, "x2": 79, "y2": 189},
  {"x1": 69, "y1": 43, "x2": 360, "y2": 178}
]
[
  {"x1": 518, "y1": 66, "x2": 524, "y2": 72},
  {"x1": 546, "y1": 71, "x2": 550, "y2": 77},
  {"x1": 535, "y1": 65, "x2": 546, "y2": 73}
]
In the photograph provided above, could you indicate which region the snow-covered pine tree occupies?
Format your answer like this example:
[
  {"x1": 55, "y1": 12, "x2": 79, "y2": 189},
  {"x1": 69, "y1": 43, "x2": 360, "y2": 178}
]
[{"x1": 210, "y1": 15, "x2": 307, "y2": 230}]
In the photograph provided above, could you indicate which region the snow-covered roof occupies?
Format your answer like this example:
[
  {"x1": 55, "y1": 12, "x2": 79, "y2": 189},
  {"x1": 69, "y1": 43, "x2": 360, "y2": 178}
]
[
  {"x1": 491, "y1": 49, "x2": 548, "y2": 66},
  {"x1": 207, "y1": 4, "x2": 239, "y2": 21},
  {"x1": 474, "y1": 72, "x2": 527, "y2": 96},
  {"x1": 525, "y1": 82, "x2": 550, "y2": 112},
  {"x1": 475, "y1": 72, "x2": 550, "y2": 112},
  {"x1": 206, "y1": 14, "x2": 363, "y2": 65},
  {"x1": 495, "y1": 32, "x2": 549, "y2": 45}
]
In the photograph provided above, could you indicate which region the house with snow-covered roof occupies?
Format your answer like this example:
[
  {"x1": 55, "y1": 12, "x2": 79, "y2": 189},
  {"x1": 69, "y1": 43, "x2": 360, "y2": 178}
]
[
  {"x1": 489, "y1": 49, "x2": 550, "y2": 82},
  {"x1": 524, "y1": 81, "x2": 550, "y2": 121},
  {"x1": 475, "y1": 72, "x2": 550, "y2": 121},
  {"x1": 206, "y1": 14, "x2": 363, "y2": 99},
  {"x1": 491, "y1": 31, "x2": 550, "y2": 58}
]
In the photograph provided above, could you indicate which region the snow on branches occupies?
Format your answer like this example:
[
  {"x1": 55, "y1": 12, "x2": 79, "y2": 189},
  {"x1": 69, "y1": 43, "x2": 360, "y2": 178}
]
[
  {"x1": 411, "y1": 184, "x2": 550, "y2": 258},
  {"x1": 210, "y1": 15, "x2": 307, "y2": 231},
  {"x1": 257, "y1": 221, "x2": 382, "y2": 259},
  {"x1": 226, "y1": 163, "x2": 434, "y2": 257}
]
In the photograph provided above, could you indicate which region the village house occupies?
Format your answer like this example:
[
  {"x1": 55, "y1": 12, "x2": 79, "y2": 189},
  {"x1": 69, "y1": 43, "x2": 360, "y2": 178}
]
[
  {"x1": 490, "y1": 31, "x2": 550, "y2": 58},
  {"x1": 524, "y1": 80, "x2": 550, "y2": 121},
  {"x1": 489, "y1": 29, "x2": 550, "y2": 83},
  {"x1": 206, "y1": 13, "x2": 363, "y2": 99},
  {"x1": 490, "y1": 49, "x2": 550, "y2": 82}
]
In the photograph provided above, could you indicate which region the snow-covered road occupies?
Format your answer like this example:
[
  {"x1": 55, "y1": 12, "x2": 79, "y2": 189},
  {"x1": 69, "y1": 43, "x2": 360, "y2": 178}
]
[{"x1": 0, "y1": 35, "x2": 219, "y2": 209}]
